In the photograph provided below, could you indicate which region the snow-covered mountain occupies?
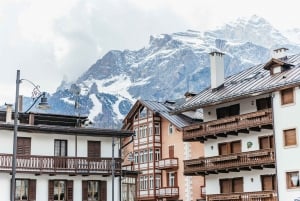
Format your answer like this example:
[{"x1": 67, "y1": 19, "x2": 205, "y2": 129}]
[{"x1": 41, "y1": 15, "x2": 300, "y2": 128}]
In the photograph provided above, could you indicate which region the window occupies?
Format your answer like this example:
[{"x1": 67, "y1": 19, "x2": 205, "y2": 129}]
[
  {"x1": 220, "y1": 177, "x2": 243, "y2": 193},
  {"x1": 140, "y1": 151, "x2": 144, "y2": 163},
  {"x1": 54, "y1": 140, "x2": 67, "y2": 156},
  {"x1": 154, "y1": 123, "x2": 160, "y2": 135},
  {"x1": 139, "y1": 107, "x2": 147, "y2": 119},
  {"x1": 168, "y1": 124, "x2": 173, "y2": 135},
  {"x1": 82, "y1": 180, "x2": 107, "y2": 201},
  {"x1": 134, "y1": 152, "x2": 139, "y2": 163},
  {"x1": 256, "y1": 97, "x2": 271, "y2": 110},
  {"x1": 218, "y1": 140, "x2": 241, "y2": 155},
  {"x1": 261, "y1": 175, "x2": 276, "y2": 190},
  {"x1": 149, "y1": 175, "x2": 154, "y2": 189},
  {"x1": 134, "y1": 128, "x2": 138, "y2": 139},
  {"x1": 15, "y1": 179, "x2": 36, "y2": 201},
  {"x1": 54, "y1": 181, "x2": 66, "y2": 201},
  {"x1": 155, "y1": 175, "x2": 161, "y2": 189},
  {"x1": 281, "y1": 88, "x2": 294, "y2": 105},
  {"x1": 48, "y1": 180, "x2": 73, "y2": 201},
  {"x1": 17, "y1": 137, "x2": 31, "y2": 155},
  {"x1": 149, "y1": 149, "x2": 153, "y2": 162},
  {"x1": 144, "y1": 150, "x2": 148, "y2": 163},
  {"x1": 148, "y1": 123, "x2": 153, "y2": 136},
  {"x1": 169, "y1": 145, "x2": 174, "y2": 158},
  {"x1": 155, "y1": 149, "x2": 160, "y2": 161},
  {"x1": 283, "y1": 128, "x2": 297, "y2": 147},
  {"x1": 216, "y1": 104, "x2": 240, "y2": 119},
  {"x1": 88, "y1": 141, "x2": 101, "y2": 158},
  {"x1": 287, "y1": 171, "x2": 300, "y2": 189},
  {"x1": 168, "y1": 172, "x2": 177, "y2": 187}
]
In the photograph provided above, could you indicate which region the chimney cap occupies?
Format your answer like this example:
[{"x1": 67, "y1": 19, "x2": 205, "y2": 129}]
[
  {"x1": 209, "y1": 51, "x2": 225, "y2": 56},
  {"x1": 273, "y1": 47, "x2": 289, "y2": 52},
  {"x1": 5, "y1": 103, "x2": 13, "y2": 106}
]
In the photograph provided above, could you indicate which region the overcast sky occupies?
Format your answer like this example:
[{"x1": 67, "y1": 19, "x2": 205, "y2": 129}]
[{"x1": 1, "y1": 0, "x2": 300, "y2": 105}]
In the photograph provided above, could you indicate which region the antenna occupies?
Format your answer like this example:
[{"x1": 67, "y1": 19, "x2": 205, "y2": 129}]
[{"x1": 70, "y1": 84, "x2": 81, "y2": 126}]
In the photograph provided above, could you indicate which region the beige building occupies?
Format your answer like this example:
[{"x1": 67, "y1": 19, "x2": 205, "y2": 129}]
[{"x1": 122, "y1": 100, "x2": 205, "y2": 201}]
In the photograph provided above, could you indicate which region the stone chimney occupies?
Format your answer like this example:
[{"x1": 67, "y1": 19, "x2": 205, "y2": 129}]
[
  {"x1": 5, "y1": 103, "x2": 13, "y2": 123},
  {"x1": 272, "y1": 48, "x2": 288, "y2": 59},
  {"x1": 209, "y1": 51, "x2": 225, "y2": 89}
]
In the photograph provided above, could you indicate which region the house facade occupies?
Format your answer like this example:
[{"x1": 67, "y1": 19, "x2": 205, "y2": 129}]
[
  {"x1": 172, "y1": 48, "x2": 300, "y2": 201},
  {"x1": 0, "y1": 107, "x2": 134, "y2": 201},
  {"x1": 122, "y1": 100, "x2": 205, "y2": 201}
]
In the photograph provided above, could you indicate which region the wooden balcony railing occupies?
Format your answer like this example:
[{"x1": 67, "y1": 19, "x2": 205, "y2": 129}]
[
  {"x1": 0, "y1": 154, "x2": 121, "y2": 175},
  {"x1": 184, "y1": 149, "x2": 275, "y2": 175},
  {"x1": 206, "y1": 190, "x2": 277, "y2": 201},
  {"x1": 156, "y1": 187, "x2": 179, "y2": 198},
  {"x1": 183, "y1": 109, "x2": 273, "y2": 141},
  {"x1": 157, "y1": 158, "x2": 178, "y2": 170}
]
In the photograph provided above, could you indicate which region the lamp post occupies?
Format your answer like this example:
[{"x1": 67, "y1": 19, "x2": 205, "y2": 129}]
[{"x1": 10, "y1": 70, "x2": 49, "y2": 201}]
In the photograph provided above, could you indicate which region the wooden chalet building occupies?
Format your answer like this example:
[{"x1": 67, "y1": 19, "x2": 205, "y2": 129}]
[
  {"x1": 172, "y1": 48, "x2": 300, "y2": 201},
  {"x1": 122, "y1": 100, "x2": 205, "y2": 201},
  {"x1": 0, "y1": 106, "x2": 135, "y2": 201}
]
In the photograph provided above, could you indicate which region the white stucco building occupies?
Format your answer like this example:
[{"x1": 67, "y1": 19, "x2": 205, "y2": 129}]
[
  {"x1": 173, "y1": 48, "x2": 300, "y2": 201},
  {"x1": 0, "y1": 109, "x2": 134, "y2": 201}
]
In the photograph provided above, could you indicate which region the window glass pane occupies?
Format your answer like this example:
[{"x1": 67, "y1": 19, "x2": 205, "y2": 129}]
[
  {"x1": 54, "y1": 181, "x2": 65, "y2": 201},
  {"x1": 88, "y1": 181, "x2": 99, "y2": 201},
  {"x1": 16, "y1": 179, "x2": 28, "y2": 200}
]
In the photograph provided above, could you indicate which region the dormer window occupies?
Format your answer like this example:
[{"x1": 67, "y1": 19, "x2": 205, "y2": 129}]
[{"x1": 263, "y1": 58, "x2": 293, "y2": 75}]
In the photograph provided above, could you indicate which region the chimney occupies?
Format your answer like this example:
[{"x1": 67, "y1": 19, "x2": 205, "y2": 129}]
[
  {"x1": 272, "y1": 48, "x2": 288, "y2": 59},
  {"x1": 18, "y1": 95, "x2": 23, "y2": 113},
  {"x1": 209, "y1": 51, "x2": 225, "y2": 89},
  {"x1": 5, "y1": 103, "x2": 13, "y2": 123}
]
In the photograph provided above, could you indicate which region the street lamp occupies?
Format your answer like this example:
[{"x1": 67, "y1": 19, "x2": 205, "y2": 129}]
[{"x1": 11, "y1": 69, "x2": 50, "y2": 201}]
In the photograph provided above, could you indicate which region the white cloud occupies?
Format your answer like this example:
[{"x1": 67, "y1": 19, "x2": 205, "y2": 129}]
[{"x1": 0, "y1": 0, "x2": 300, "y2": 105}]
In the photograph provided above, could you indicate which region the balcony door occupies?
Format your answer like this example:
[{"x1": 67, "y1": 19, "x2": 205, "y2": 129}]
[
  {"x1": 54, "y1": 140, "x2": 67, "y2": 168},
  {"x1": 167, "y1": 172, "x2": 177, "y2": 187}
]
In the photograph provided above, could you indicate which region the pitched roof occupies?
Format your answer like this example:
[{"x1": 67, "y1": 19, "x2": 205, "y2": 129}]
[
  {"x1": 173, "y1": 54, "x2": 300, "y2": 113},
  {"x1": 122, "y1": 99, "x2": 198, "y2": 130}
]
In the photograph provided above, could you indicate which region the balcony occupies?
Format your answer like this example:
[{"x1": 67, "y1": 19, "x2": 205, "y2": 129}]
[
  {"x1": 184, "y1": 149, "x2": 275, "y2": 175},
  {"x1": 157, "y1": 158, "x2": 178, "y2": 170},
  {"x1": 156, "y1": 187, "x2": 179, "y2": 198},
  {"x1": 0, "y1": 153, "x2": 121, "y2": 176},
  {"x1": 183, "y1": 109, "x2": 272, "y2": 142},
  {"x1": 206, "y1": 191, "x2": 277, "y2": 201}
]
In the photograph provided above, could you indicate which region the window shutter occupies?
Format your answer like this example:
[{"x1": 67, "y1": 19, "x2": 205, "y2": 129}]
[
  {"x1": 261, "y1": 175, "x2": 273, "y2": 190},
  {"x1": 281, "y1": 88, "x2": 294, "y2": 105},
  {"x1": 88, "y1": 141, "x2": 101, "y2": 158},
  {"x1": 284, "y1": 129, "x2": 297, "y2": 146},
  {"x1": 100, "y1": 180, "x2": 107, "y2": 201},
  {"x1": 28, "y1": 179, "x2": 36, "y2": 201},
  {"x1": 231, "y1": 141, "x2": 241, "y2": 154},
  {"x1": 168, "y1": 145, "x2": 174, "y2": 158},
  {"x1": 67, "y1": 180, "x2": 73, "y2": 201},
  {"x1": 220, "y1": 179, "x2": 231, "y2": 193},
  {"x1": 17, "y1": 137, "x2": 31, "y2": 155},
  {"x1": 218, "y1": 143, "x2": 229, "y2": 155},
  {"x1": 82, "y1": 181, "x2": 88, "y2": 201},
  {"x1": 48, "y1": 180, "x2": 54, "y2": 201},
  {"x1": 233, "y1": 178, "x2": 243, "y2": 192},
  {"x1": 174, "y1": 172, "x2": 178, "y2": 187}
]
